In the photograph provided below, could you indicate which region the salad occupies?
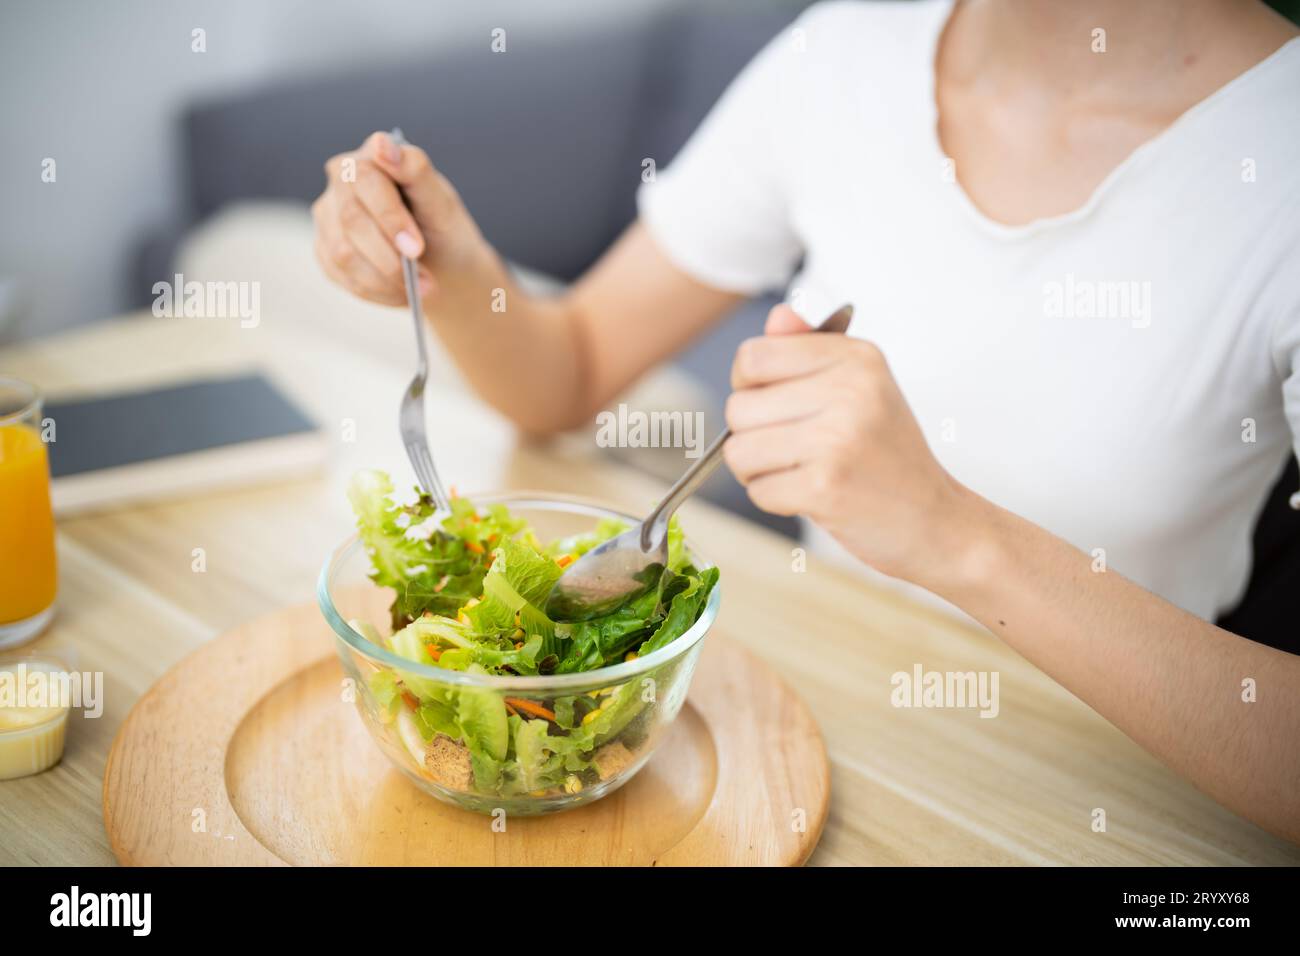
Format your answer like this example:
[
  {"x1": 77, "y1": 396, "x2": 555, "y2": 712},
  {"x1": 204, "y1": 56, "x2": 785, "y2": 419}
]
[{"x1": 346, "y1": 470, "x2": 719, "y2": 800}]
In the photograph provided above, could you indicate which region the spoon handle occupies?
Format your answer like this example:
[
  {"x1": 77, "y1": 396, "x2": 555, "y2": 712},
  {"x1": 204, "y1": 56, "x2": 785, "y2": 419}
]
[
  {"x1": 639, "y1": 428, "x2": 731, "y2": 551},
  {"x1": 638, "y1": 303, "x2": 854, "y2": 552}
]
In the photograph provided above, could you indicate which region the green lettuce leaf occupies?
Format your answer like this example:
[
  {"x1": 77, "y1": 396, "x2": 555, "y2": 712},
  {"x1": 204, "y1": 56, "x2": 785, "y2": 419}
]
[
  {"x1": 463, "y1": 537, "x2": 563, "y2": 658},
  {"x1": 415, "y1": 699, "x2": 459, "y2": 740},
  {"x1": 368, "y1": 669, "x2": 402, "y2": 719},
  {"x1": 347, "y1": 470, "x2": 493, "y2": 629},
  {"x1": 666, "y1": 516, "x2": 690, "y2": 573},
  {"x1": 389, "y1": 615, "x2": 541, "y2": 676},
  {"x1": 512, "y1": 717, "x2": 552, "y2": 792},
  {"x1": 557, "y1": 680, "x2": 648, "y2": 752},
  {"x1": 638, "y1": 566, "x2": 718, "y2": 656},
  {"x1": 544, "y1": 517, "x2": 629, "y2": 558},
  {"x1": 347, "y1": 469, "x2": 437, "y2": 589},
  {"x1": 554, "y1": 584, "x2": 660, "y2": 673},
  {"x1": 457, "y1": 683, "x2": 508, "y2": 762},
  {"x1": 552, "y1": 565, "x2": 703, "y2": 673}
]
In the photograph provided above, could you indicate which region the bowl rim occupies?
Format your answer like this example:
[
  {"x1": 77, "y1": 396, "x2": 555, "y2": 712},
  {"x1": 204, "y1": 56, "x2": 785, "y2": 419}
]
[{"x1": 317, "y1": 490, "x2": 720, "y2": 691}]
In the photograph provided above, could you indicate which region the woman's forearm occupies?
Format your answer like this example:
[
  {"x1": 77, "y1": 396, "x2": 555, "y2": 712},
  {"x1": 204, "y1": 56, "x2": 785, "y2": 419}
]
[
  {"x1": 932, "y1": 486, "x2": 1300, "y2": 842},
  {"x1": 421, "y1": 222, "x2": 744, "y2": 435},
  {"x1": 420, "y1": 240, "x2": 588, "y2": 434}
]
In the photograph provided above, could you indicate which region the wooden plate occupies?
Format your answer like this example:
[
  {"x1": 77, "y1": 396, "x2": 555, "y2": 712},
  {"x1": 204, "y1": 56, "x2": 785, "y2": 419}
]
[{"x1": 103, "y1": 600, "x2": 829, "y2": 866}]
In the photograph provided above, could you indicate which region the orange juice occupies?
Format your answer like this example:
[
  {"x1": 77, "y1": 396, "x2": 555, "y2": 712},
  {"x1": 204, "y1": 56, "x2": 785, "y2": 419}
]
[{"x1": 0, "y1": 422, "x2": 58, "y2": 624}]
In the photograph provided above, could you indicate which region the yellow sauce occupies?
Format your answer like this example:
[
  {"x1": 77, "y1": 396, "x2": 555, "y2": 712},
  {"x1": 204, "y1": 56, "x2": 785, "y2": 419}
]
[{"x1": 0, "y1": 664, "x2": 71, "y2": 779}]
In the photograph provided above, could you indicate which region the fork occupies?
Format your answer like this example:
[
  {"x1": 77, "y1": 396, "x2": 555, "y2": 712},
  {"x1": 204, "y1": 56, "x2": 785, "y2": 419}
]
[{"x1": 390, "y1": 128, "x2": 451, "y2": 512}]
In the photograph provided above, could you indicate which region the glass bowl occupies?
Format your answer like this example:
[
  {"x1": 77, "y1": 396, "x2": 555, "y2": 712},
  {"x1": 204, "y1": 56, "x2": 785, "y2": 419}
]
[{"x1": 318, "y1": 492, "x2": 720, "y2": 816}]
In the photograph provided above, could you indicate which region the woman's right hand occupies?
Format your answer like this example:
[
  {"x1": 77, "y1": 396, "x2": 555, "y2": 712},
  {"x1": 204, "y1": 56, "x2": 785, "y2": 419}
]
[{"x1": 312, "y1": 131, "x2": 484, "y2": 306}]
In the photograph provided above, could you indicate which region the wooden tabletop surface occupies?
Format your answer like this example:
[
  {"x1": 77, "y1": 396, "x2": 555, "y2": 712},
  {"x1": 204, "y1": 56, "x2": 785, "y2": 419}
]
[{"x1": 2, "y1": 305, "x2": 1297, "y2": 866}]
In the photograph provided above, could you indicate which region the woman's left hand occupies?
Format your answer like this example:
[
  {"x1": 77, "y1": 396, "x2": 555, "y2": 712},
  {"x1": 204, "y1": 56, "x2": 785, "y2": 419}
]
[
  {"x1": 724, "y1": 304, "x2": 977, "y2": 586},
  {"x1": 726, "y1": 307, "x2": 1300, "y2": 846}
]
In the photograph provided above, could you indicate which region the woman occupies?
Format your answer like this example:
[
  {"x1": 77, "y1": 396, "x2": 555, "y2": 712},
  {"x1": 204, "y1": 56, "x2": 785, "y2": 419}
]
[{"x1": 313, "y1": 0, "x2": 1300, "y2": 841}]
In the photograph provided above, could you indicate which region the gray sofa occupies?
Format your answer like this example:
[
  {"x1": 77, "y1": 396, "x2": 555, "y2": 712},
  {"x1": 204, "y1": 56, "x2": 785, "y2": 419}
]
[
  {"x1": 137, "y1": 4, "x2": 803, "y2": 292},
  {"x1": 131, "y1": 0, "x2": 1299, "y2": 650}
]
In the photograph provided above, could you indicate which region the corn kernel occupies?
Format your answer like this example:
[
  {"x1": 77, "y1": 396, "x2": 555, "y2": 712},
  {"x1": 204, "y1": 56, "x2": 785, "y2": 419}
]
[
  {"x1": 582, "y1": 708, "x2": 601, "y2": 726},
  {"x1": 624, "y1": 651, "x2": 638, "y2": 662},
  {"x1": 564, "y1": 774, "x2": 583, "y2": 794}
]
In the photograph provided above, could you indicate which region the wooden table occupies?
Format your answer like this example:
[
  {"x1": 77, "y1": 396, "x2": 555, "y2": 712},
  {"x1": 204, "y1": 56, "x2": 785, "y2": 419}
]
[{"x1": 2, "y1": 308, "x2": 1297, "y2": 866}]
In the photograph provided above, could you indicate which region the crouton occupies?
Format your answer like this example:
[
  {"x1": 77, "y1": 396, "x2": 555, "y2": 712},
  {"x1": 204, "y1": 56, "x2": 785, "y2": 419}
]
[
  {"x1": 424, "y1": 734, "x2": 472, "y2": 790},
  {"x1": 592, "y1": 740, "x2": 636, "y2": 781}
]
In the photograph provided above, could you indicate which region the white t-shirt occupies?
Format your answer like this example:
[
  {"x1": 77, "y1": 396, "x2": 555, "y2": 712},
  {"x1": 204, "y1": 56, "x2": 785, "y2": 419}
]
[{"x1": 638, "y1": 0, "x2": 1300, "y2": 621}]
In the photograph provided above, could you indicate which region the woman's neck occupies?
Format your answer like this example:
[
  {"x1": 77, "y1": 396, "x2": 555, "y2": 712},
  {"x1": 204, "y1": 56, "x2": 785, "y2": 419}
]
[{"x1": 948, "y1": 0, "x2": 1296, "y2": 107}]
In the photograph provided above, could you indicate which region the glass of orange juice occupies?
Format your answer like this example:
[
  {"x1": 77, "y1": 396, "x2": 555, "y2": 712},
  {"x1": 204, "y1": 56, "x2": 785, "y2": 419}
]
[{"x1": 0, "y1": 377, "x2": 57, "y2": 648}]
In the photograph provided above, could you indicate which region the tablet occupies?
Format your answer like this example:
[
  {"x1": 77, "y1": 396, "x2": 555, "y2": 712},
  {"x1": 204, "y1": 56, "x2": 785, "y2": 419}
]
[{"x1": 43, "y1": 372, "x2": 327, "y2": 515}]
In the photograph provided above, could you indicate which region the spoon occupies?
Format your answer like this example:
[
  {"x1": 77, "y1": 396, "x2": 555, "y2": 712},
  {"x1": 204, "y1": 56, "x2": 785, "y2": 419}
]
[{"x1": 544, "y1": 303, "x2": 855, "y2": 621}]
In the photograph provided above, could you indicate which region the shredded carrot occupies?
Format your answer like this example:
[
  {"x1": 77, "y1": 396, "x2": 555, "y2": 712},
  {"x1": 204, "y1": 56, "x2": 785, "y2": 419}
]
[
  {"x1": 504, "y1": 697, "x2": 557, "y2": 722},
  {"x1": 401, "y1": 691, "x2": 419, "y2": 710},
  {"x1": 465, "y1": 540, "x2": 485, "y2": 555},
  {"x1": 504, "y1": 701, "x2": 520, "y2": 718},
  {"x1": 424, "y1": 644, "x2": 443, "y2": 661},
  {"x1": 556, "y1": 554, "x2": 576, "y2": 569}
]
